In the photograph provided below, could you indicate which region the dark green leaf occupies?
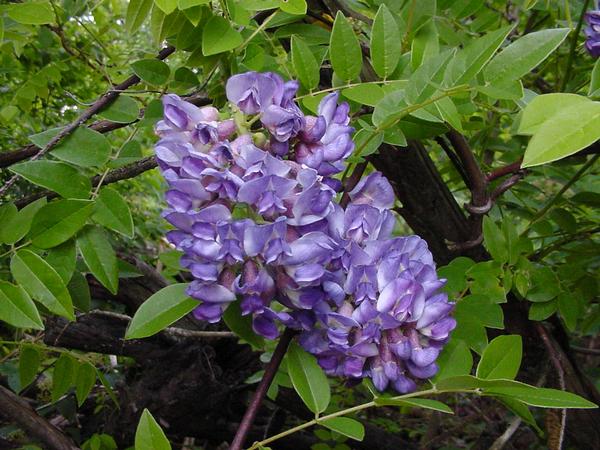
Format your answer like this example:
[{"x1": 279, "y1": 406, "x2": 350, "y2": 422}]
[
  {"x1": 68, "y1": 271, "x2": 91, "y2": 312},
  {"x1": 0, "y1": 197, "x2": 46, "y2": 245},
  {"x1": 0, "y1": 281, "x2": 43, "y2": 330},
  {"x1": 77, "y1": 226, "x2": 119, "y2": 295},
  {"x1": 52, "y1": 353, "x2": 77, "y2": 402},
  {"x1": 330, "y1": 12, "x2": 362, "y2": 82},
  {"x1": 483, "y1": 216, "x2": 508, "y2": 263},
  {"x1": 10, "y1": 161, "x2": 91, "y2": 199},
  {"x1": 291, "y1": 36, "x2": 320, "y2": 90},
  {"x1": 92, "y1": 188, "x2": 134, "y2": 237},
  {"x1": 202, "y1": 16, "x2": 243, "y2": 56},
  {"x1": 286, "y1": 341, "x2": 330, "y2": 414},
  {"x1": 10, "y1": 250, "x2": 74, "y2": 320},
  {"x1": 51, "y1": 127, "x2": 112, "y2": 167},
  {"x1": 29, "y1": 199, "x2": 94, "y2": 249},
  {"x1": 222, "y1": 299, "x2": 265, "y2": 349},
  {"x1": 131, "y1": 59, "x2": 171, "y2": 85},
  {"x1": 19, "y1": 344, "x2": 40, "y2": 389},
  {"x1": 433, "y1": 339, "x2": 473, "y2": 381},
  {"x1": 370, "y1": 4, "x2": 401, "y2": 78},
  {"x1": 125, "y1": 283, "x2": 198, "y2": 339},
  {"x1": 98, "y1": 96, "x2": 141, "y2": 123},
  {"x1": 46, "y1": 240, "x2": 77, "y2": 284},
  {"x1": 75, "y1": 362, "x2": 96, "y2": 407}
]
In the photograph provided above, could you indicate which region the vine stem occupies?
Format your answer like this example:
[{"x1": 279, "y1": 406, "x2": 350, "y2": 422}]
[
  {"x1": 560, "y1": 0, "x2": 592, "y2": 91},
  {"x1": 229, "y1": 328, "x2": 296, "y2": 450},
  {"x1": 248, "y1": 387, "x2": 445, "y2": 450}
]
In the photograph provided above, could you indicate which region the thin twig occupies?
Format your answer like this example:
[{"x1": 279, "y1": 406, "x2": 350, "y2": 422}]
[
  {"x1": 0, "y1": 45, "x2": 175, "y2": 197},
  {"x1": 486, "y1": 158, "x2": 524, "y2": 182},
  {"x1": 230, "y1": 328, "x2": 296, "y2": 450}
]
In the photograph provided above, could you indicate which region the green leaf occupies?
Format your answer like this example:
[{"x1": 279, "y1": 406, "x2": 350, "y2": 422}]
[
  {"x1": 52, "y1": 353, "x2": 77, "y2": 402},
  {"x1": 528, "y1": 299, "x2": 557, "y2": 321},
  {"x1": 0, "y1": 281, "x2": 44, "y2": 330},
  {"x1": 291, "y1": 36, "x2": 320, "y2": 90},
  {"x1": 126, "y1": 0, "x2": 154, "y2": 33},
  {"x1": 518, "y1": 93, "x2": 590, "y2": 135},
  {"x1": 450, "y1": 25, "x2": 513, "y2": 84},
  {"x1": 8, "y1": 1, "x2": 54, "y2": 25},
  {"x1": 11, "y1": 250, "x2": 74, "y2": 321},
  {"x1": 485, "y1": 385, "x2": 598, "y2": 409},
  {"x1": 351, "y1": 128, "x2": 384, "y2": 161},
  {"x1": 370, "y1": 4, "x2": 401, "y2": 79},
  {"x1": 329, "y1": 12, "x2": 362, "y2": 82},
  {"x1": 342, "y1": 84, "x2": 385, "y2": 107},
  {"x1": 522, "y1": 102, "x2": 600, "y2": 167},
  {"x1": 482, "y1": 216, "x2": 508, "y2": 263},
  {"x1": 51, "y1": 127, "x2": 112, "y2": 167},
  {"x1": 154, "y1": 0, "x2": 178, "y2": 14},
  {"x1": 406, "y1": 49, "x2": 455, "y2": 104},
  {"x1": 484, "y1": 28, "x2": 569, "y2": 86},
  {"x1": 286, "y1": 341, "x2": 331, "y2": 414},
  {"x1": 19, "y1": 344, "x2": 40, "y2": 389},
  {"x1": 375, "y1": 397, "x2": 454, "y2": 414},
  {"x1": 77, "y1": 226, "x2": 119, "y2": 295},
  {"x1": 0, "y1": 197, "x2": 46, "y2": 245},
  {"x1": 433, "y1": 340, "x2": 473, "y2": 381},
  {"x1": 29, "y1": 199, "x2": 94, "y2": 249},
  {"x1": 131, "y1": 59, "x2": 171, "y2": 85},
  {"x1": 135, "y1": 409, "x2": 171, "y2": 450},
  {"x1": 589, "y1": 58, "x2": 600, "y2": 97},
  {"x1": 499, "y1": 397, "x2": 541, "y2": 433},
  {"x1": 75, "y1": 362, "x2": 96, "y2": 407},
  {"x1": 10, "y1": 161, "x2": 91, "y2": 199},
  {"x1": 46, "y1": 240, "x2": 77, "y2": 284},
  {"x1": 0, "y1": 203, "x2": 18, "y2": 242},
  {"x1": 68, "y1": 271, "x2": 91, "y2": 312},
  {"x1": 320, "y1": 417, "x2": 365, "y2": 441},
  {"x1": 125, "y1": 283, "x2": 198, "y2": 339},
  {"x1": 92, "y1": 188, "x2": 134, "y2": 237},
  {"x1": 279, "y1": 0, "x2": 307, "y2": 15},
  {"x1": 558, "y1": 292, "x2": 579, "y2": 331},
  {"x1": 476, "y1": 335, "x2": 522, "y2": 380},
  {"x1": 202, "y1": 16, "x2": 243, "y2": 56},
  {"x1": 222, "y1": 299, "x2": 264, "y2": 349},
  {"x1": 98, "y1": 96, "x2": 141, "y2": 124},
  {"x1": 411, "y1": 21, "x2": 439, "y2": 70}
]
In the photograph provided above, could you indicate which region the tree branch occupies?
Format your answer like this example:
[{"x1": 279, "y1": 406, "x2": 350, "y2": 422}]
[
  {"x1": 0, "y1": 385, "x2": 78, "y2": 450},
  {"x1": 0, "y1": 45, "x2": 175, "y2": 197}
]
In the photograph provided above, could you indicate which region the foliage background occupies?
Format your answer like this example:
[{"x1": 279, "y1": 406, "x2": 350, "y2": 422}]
[{"x1": 0, "y1": 0, "x2": 599, "y2": 449}]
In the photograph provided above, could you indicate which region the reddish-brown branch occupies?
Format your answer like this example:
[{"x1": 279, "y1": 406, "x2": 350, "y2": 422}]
[
  {"x1": 486, "y1": 158, "x2": 524, "y2": 182},
  {"x1": 230, "y1": 328, "x2": 296, "y2": 450},
  {"x1": 0, "y1": 45, "x2": 175, "y2": 196},
  {"x1": 0, "y1": 385, "x2": 78, "y2": 450},
  {"x1": 446, "y1": 130, "x2": 488, "y2": 208}
]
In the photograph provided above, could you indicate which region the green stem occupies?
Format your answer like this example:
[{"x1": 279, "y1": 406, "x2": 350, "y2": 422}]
[
  {"x1": 521, "y1": 153, "x2": 599, "y2": 236},
  {"x1": 296, "y1": 79, "x2": 404, "y2": 100},
  {"x1": 249, "y1": 387, "x2": 471, "y2": 449},
  {"x1": 561, "y1": 0, "x2": 592, "y2": 91},
  {"x1": 237, "y1": 11, "x2": 277, "y2": 53}
]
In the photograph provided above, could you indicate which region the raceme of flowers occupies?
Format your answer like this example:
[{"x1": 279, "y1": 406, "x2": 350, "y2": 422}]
[
  {"x1": 586, "y1": 2, "x2": 600, "y2": 57},
  {"x1": 154, "y1": 71, "x2": 456, "y2": 393}
]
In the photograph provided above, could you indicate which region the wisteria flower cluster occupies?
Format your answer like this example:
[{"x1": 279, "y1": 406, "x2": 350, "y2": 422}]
[
  {"x1": 154, "y1": 71, "x2": 456, "y2": 393},
  {"x1": 586, "y1": 2, "x2": 600, "y2": 57}
]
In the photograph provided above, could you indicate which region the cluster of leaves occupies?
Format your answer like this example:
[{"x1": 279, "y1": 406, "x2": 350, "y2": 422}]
[{"x1": 0, "y1": 0, "x2": 599, "y2": 448}]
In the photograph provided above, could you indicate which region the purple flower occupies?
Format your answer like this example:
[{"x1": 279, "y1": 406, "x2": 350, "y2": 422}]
[
  {"x1": 226, "y1": 71, "x2": 284, "y2": 114},
  {"x1": 155, "y1": 72, "x2": 456, "y2": 394},
  {"x1": 586, "y1": 4, "x2": 600, "y2": 57}
]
